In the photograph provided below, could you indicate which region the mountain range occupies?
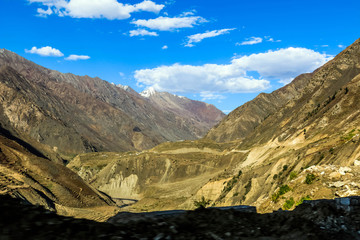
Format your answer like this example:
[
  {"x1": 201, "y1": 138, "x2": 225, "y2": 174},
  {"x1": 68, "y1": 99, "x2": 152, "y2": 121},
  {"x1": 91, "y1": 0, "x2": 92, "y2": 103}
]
[
  {"x1": 0, "y1": 49, "x2": 224, "y2": 162},
  {"x1": 68, "y1": 38, "x2": 360, "y2": 214},
  {"x1": 1, "y1": 38, "x2": 360, "y2": 219}
]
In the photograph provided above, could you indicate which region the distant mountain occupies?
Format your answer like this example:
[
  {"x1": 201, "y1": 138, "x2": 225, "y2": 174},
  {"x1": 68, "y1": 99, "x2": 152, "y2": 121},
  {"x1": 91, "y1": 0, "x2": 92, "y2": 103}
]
[
  {"x1": 0, "y1": 49, "x2": 224, "y2": 161},
  {"x1": 141, "y1": 87, "x2": 224, "y2": 138}
]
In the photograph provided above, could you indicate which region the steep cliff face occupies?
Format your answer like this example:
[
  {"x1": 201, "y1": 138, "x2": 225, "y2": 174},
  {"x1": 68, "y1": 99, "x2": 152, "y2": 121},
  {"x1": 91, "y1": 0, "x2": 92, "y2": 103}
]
[{"x1": 0, "y1": 50, "x2": 224, "y2": 161}]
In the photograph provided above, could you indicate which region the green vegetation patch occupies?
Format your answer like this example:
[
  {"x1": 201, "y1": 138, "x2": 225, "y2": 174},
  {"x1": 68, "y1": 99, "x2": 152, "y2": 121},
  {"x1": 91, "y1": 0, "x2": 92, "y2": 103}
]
[
  {"x1": 194, "y1": 196, "x2": 211, "y2": 209},
  {"x1": 296, "y1": 195, "x2": 312, "y2": 206},
  {"x1": 341, "y1": 129, "x2": 357, "y2": 141},
  {"x1": 272, "y1": 185, "x2": 291, "y2": 202},
  {"x1": 218, "y1": 170, "x2": 242, "y2": 200},
  {"x1": 289, "y1": 171, "x2": 298, "y2": 180},
  {"x1": 305, "y1": 173, "x2": 316, "y2": 184},
  {"x1": 283, "y1": 197, "x2": 295, "y2": 210}
]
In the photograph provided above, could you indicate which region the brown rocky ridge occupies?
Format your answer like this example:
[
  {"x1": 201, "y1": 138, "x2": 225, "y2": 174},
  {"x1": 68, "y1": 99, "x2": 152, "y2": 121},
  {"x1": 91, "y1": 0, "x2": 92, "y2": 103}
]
[
  {"x1": 0, "y1": 126, "x2": 117, "y2": 220},
  {"x1": 0, "y1": 49, "x2": 224, "y2": 162}
]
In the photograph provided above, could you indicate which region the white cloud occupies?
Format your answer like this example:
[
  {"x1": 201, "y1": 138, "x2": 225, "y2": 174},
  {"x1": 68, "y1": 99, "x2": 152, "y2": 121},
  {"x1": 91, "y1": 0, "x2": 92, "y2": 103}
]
[
  {"x1": 36, "y1": 7, "x2": 53, "y2": 17},
  {"x1": 180, "y1": 10, "x2": 196, "y2": 17},
  {"x1": 134, "y1": 47, "x2": 333, "y2": 94},
  {"x1": 232, "y1": 47, "x2": 333, "y2": 83},
  {"x1": 131, "y1": 16, "x2": 206, "y2": 31},
  {"x1": 28, "y1": 0, "x2": 164, "y2": 20},
  {"x1": 200, "y1": 92, "x2": 226, "y2": 101},
  {"x1": 135, "y1": 63, "x2": 270, "y2": 93},
  {"x1": 134, "y1": 1, "x2": 164, "y2": 13},
  {"x1": 25, "y1": 46, "x2": 64, "y2": 57},
  {"x1": 264, "y1": 36, "x2": 281, "y2": 42},
  {"x1": 129, "y1": 29, "x2": 158, "y2": 37},
  {"x1": 162, "y1": 45, "x2": 168, "y2": 50},
  {"x1": 64, "y1": 54, "x2": 90, "y2": 60},
  {"x1": 185, "y1": 28, "x2": 235, "y2": 47},
  {"x1": 236, "y1": 37, "x2": 263, "y2": 46},
  {"x1": 338, "y1": 44, "x2": 345, "y2": 48}
]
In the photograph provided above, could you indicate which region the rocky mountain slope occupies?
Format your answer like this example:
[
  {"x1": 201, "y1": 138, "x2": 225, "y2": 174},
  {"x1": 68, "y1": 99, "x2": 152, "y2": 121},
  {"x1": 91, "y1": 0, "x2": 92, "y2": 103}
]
[
  {"x1": 0, "y1": 127, "x2": 117, "y2": 220},
  {"x1": 206, "y1": 73, "x2": 312, "y2": 142},
  {"x1": 0, "y1": 49, "x2": 224, "y2": 161},
  {"x1": 69, "y1": 38, "x2": 360, "y2": 213},
  {"x1": 141, "y1": 87, "x2": 224, "y2": 138}
]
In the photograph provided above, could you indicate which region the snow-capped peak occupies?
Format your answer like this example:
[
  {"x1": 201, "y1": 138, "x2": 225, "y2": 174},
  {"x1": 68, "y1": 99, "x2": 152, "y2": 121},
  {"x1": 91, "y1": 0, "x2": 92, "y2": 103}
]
[
  {"x1": 117, "y1": 84, "x2": 131, "y2": 92},
  {"x1": 140, "y1": 87, "x2": 157, "y2": 98}
]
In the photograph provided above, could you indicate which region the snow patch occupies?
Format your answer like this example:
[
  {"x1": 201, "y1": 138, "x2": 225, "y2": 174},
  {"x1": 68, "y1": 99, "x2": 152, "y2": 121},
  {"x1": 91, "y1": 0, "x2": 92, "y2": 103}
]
[
  {"x1": 117, "y1": 84, "x2": 131, "y2": 92},
  {"x1": 140, "y1": 87, "x2": 157, "y2": 98}
]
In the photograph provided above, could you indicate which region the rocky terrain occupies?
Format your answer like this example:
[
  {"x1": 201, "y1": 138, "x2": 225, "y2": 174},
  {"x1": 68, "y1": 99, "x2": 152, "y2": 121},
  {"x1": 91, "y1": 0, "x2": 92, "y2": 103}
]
[
  {"x1": 69, "y1": 38, "x2": 360, "y2": 213},
  {"x1": 1, "y1": 194, "x2": 360, "y2": 239},
  {"x1": 0, "y1": 127, "x2": 118, "y2": 220},
  {"x1": 0, "y1": 49, "x2": 224, "y2": 162},
  {"x1": 141, "y1": 87, "x2": 224, "y2": 138}
]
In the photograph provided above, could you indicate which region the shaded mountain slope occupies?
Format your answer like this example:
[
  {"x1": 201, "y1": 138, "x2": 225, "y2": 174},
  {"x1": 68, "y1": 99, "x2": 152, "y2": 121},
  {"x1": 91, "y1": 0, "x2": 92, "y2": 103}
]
[
  {"x1": 0, "y1": 128, "x2": 117, "y2": 220},
  {"x1": 0, "y1": 49, "x2": 224, "y2": 161}
]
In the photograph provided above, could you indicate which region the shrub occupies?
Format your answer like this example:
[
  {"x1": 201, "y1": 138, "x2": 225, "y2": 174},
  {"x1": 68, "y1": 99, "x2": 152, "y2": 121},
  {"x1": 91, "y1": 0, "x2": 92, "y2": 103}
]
[
  {"x1": 305, "y1": 173, "x2": 316, "y2": 184},
  {"x1": 283, "y1": 197, "x2": 295, "y2": 210},
  {"x1": 271, "y1": 185, "x2": 291, "y2": 202},
  {"x1": 296, "y1": 195, "x2": 312, "y2": 206},
  {"x1": 283, "y1": 165, "x2": 288, "y2": 171},
  {"x1": 194, "y1": 196, "x2": 211, "y2": 209},
  {"x1": 289, "y1": 171, "x2": 298, "y2": 180},
  {"x1": 279, "y1": 185, "x2": 291, "y2": 195},
  {"x1": 273, "y1": 174, "x2": 278, "y2": 180}
]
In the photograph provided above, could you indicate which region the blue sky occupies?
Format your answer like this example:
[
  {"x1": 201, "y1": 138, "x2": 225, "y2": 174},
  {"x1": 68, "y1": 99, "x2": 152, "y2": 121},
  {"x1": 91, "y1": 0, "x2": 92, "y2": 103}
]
[{"x1": 1, "y1": 0, "x2": 359, "y2": 113}]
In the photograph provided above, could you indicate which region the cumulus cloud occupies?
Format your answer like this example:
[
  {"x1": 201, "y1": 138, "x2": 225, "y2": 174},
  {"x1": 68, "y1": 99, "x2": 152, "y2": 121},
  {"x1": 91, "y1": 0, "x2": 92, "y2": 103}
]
[
  {"x1": 25, "y1": 46, "x2": 64, "y2": 57},
  {"x1": 28, "y1": 0, "x2": 164, "y2": 20},
  {"x1": 134, "y1": 47, "x2": 333, "y2": 94},
  {"x1": 64, "y1": 54, "x2": 90, "y2": 60},
  {"x1": 338, "y1": 44, "x2": 345, "y2": 48},
  {"x1": 131, "y1": 16, "x2": 206, "y2": 31},
  {"x1": 236, "y1": 37, "x2": 263, "y2": 46},
  {"x1": 135, "y1": 63, "x2": 270, "y2": 93},
  {"x1": 232, "y1": 47, "x2": 333, "y2": 84},
  {"x1": 185, "y1": 28, "x2": 235, "y2": 47},
  {"x1": 162, "y1": 45, "x2": 168, "y2": 50},
  {"x1": 129, "y1": 29, "x2": 158, "y2": 37}
]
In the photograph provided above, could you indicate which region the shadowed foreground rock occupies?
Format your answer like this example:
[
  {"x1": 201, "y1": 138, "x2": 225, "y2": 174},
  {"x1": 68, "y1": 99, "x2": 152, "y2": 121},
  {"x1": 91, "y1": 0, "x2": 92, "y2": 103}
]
[{"x1": 1, "y1": 195, "x2": 360, "y2": 239}]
